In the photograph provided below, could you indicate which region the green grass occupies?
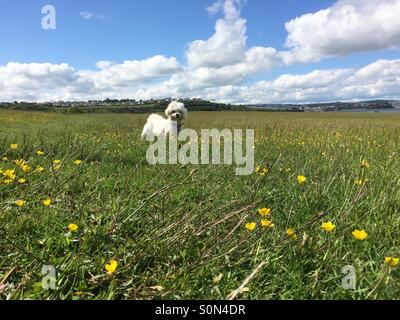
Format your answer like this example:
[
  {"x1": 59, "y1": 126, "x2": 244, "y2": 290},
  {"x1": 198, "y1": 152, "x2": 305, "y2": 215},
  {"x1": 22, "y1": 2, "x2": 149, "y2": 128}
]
[{"x1": 1, "y1": 110, "x2": 400, "y2": 300}]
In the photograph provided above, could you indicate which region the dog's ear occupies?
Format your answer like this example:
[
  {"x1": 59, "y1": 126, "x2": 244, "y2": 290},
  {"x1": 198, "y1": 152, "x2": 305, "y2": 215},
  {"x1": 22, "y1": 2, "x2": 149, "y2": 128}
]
[{"x1": 165, "y1": 105, "x2": 172, "y2": 117}]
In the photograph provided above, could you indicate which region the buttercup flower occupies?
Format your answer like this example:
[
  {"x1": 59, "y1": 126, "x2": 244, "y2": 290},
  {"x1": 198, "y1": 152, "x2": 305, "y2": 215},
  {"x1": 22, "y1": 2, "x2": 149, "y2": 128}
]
[
  {"x1": 245, "y1": 222, "x2": 257, "y2": 232},
  {"x1": 73, "y1": 160, "x2": 82, "y2": 165},
  {"x1": 53, "y1": 160, "x2": 61, "y2": 165},
  {"x1": 105, "y1": 259, "x2": 118, "y2": 274},
  {"x1": 352, "y1": 229, "x2": 368, "y2": 240},
  {"x1": 355, "y1": 178, "x2": 368, "y2": 186},
  {"x1": 385, "y1": 257, "x2": 399, "y2": 267},
  {"x1": 286, "y1": 228, "x2": 297, "y2": 239},
  {"x1": 3, "y1": 169, "x2": 16, "y2": 180},
  {"x1": 36, "y1": 150, "x2": 44, "y2": 156},
  {"x1": 15, "y1": 199, "x2": 26, "y2": 207},
  {"x1": 42, "y1": 199, "x2": 52, "y2": 207},
  {"x1": 18, "y1": 178, "x2": 26, "y2": 184},
  {"x1": 22, "y1": 164, "x2": 31, "y2": 173},
  {"x1": 361, "y1": 159, "x2": 370, "y2": 168},
  {"x1": 68, "y1": 223, "x2": 78, "y2": 232},
  {"x1": 297, "y1": 175, "x2": 307, "y2": 184},
  {"x1": 321, "y1": 221, "x2": 336, "y2": 232},
  {"x1": 35, "y1": 166, "x2": 45, "y2": 173},
  {"x1": 258, "y1": 207, "x2": 271, "y2": 216},
  {"x1": 261, "y1": 219, "x2": 275, "y2": 228},
  {"x1": 10, "y1": 144, "x2": 18, "y2": 150}
]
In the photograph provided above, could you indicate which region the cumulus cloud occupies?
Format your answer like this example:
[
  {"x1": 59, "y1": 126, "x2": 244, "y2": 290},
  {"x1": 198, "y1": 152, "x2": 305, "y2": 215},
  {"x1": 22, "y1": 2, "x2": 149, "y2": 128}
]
[
  {"x1": 231, "y1": 59, "x2": 400, "y2": 104},
  {"x1": 0, "y1": 56, "x2": 181, "y2": 102},
  {"x1": 280, "y1": 0, "x2": 400, "y2": 64}
]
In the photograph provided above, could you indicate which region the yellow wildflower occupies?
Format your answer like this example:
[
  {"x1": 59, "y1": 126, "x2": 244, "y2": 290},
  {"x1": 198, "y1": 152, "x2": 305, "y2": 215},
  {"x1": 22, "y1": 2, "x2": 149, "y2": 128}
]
[
  {"x1": 73, "y1": 160, "x2": 82, "y2": 165},
  {"x1": 18, "y1": 178, "x2": 27, "y2": 184},
  {"x1": 360, "y1": 159, "x2": 370, "y2": 168},
  {"x1": 385, "y1": 257, "x2": 399, "y2": 267},
  {"x1": 42, "y1": 199, "x2": 52, "y2": 207},
  {"x1": 258, "y1": 207, "x2": 271, "y2": 216},
  {"x1": 261, "y1": 219, "x2": 275, "y2": 228},
  {"x1": 14, "y1": 159, "x2": 26, "y2": 166},
  {"x1": 355, "y1": 178, "x2": 368, "y2": 186},
  {"x1": 321, "y1": 221, "x2": 336, "y2": 232},
  {"x1": 245, "y1": 222, "x2": 257, "y2": 232},
  {"x1": 68, "y1": 223, "x2": 78, "y2": 232},
  {"x1": 10, "y1": 144, "x2": 18, "y2": 150},
  {"x1": 22, "y1": 164, "x2": 31, "y2": 173},
  {"x1": 297, "y1": 175, "x2": 307, "y2": 184},
  {"x1": 352, "y1": 229, "x2": 368, "y2": 241},
  {"x1": 3, "y1": 169, "x2": 16, "y2": 180},
  {"x1": 286, "y1": 228, "x2": 297, "y2": 239},
  {"x1": 15, "y1": 199, "x2": 26, "y2": 207},
  {"x1": 53, "y1": 160, "x2": 61, "y2": 165},
  {"x1": 105, "y1": 259, "x2": 118, "y2": 274},
  {"x1": 36, "y1": 150, "x2": 44, "y2": 156},
  {"x1": 35, "y1": 166, "x2": 45, "y2": 173}
]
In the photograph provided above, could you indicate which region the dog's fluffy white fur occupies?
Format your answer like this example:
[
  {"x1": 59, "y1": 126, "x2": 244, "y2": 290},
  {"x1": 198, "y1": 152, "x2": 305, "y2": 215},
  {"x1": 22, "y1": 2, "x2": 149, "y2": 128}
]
[{"x1": 141, "y1": 101, "x2": 188, "y2": 139}]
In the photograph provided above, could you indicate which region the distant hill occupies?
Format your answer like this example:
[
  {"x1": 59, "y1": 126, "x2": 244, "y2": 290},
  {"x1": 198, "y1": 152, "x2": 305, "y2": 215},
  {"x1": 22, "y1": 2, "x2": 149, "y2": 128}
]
[
  {"x1": 0, "y1": 99, "x2": 399, "y2": 113},
  {"x1": 0, "y1": 99, "x2": 244, "y2": 114},
  {"x1": 248, "y1": 100, "x2": 400, "y2": 112}
]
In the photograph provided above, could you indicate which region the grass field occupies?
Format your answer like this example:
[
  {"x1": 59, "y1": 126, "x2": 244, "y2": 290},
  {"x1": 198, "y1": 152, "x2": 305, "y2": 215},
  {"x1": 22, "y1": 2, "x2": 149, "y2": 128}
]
[{"x1": 1, "y1": 110, "x2": 400, "y2": 300}]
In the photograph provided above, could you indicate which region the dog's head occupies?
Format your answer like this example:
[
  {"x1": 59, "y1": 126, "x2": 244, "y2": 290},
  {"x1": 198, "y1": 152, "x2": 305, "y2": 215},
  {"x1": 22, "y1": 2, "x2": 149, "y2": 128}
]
[{"x1": 165, "y1": 101, "x2": 188, "y2": 123}]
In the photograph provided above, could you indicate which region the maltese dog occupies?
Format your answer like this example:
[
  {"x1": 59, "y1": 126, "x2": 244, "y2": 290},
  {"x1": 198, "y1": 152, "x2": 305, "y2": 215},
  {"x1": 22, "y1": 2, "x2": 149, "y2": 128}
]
[{"x1": 141, "y1": 101, "x2": 188, "y2": 139}]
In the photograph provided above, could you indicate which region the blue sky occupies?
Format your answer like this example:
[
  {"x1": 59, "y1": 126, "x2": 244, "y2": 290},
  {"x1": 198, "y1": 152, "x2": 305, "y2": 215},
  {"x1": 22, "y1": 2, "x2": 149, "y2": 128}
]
[{"x1": 1, "y1": 0, "x2": 400, "y2": 103}]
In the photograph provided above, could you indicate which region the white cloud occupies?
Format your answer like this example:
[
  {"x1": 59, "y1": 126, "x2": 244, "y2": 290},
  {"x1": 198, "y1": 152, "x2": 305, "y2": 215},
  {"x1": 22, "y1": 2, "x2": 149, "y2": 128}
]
[
  {"x1": 1, "y1": 0, "x2": 400, "y2": 104},
  {"x1": 80, "y1": 11, "x2": 105, "y2": 20},
  {"x1": 280, "y1": 0, "x2": 400, "y2": 64}
]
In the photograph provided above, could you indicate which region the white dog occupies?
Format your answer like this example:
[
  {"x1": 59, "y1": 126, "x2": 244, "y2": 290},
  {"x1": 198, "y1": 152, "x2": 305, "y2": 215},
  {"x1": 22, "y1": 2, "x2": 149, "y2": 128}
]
[{"x1": 141, "y1": 101, "x2": 188, "y2": 139}]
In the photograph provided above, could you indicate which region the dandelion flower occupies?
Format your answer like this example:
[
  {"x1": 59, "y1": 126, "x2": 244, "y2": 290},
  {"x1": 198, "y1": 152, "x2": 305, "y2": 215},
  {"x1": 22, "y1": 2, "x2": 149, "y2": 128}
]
[
  {"x1": 261, "y1": 219, "x2": 275, "y2": 228},
  {"x1": 10, "y1": 144, "x2": 18, "y2": 150},
  {"x1": 68, "y1": 223, "x2": 78, "y2": 232},
  {"x1": 245, "y1": 222, "x2": 257, "y2": 232},
  {"x1": 53, "y1": 160, "x2": 61, "y2": 165},
  {"x1": 321, "y1": 221, "x2": 336, "y2": 232},
  {"x1": 352, "y1": 229, "x2": 368, "y2": 241},
  {"x1": 297, "y1": 175, "x2": 307, "y2": 184},
  {"x1": 105, "y1": 259, "x2": 118, "y2": 274},
  {"x1": 42, "y1": 198, "x2": 52, "y2": 207},
  {"x1": 385, "y1": 257, "x2": 399, "y2": 267},
  {"x1": 255, "y1": 166, "x2": 260, "y2": 173},
  {"x1": 73, "y1": 160, "x2": 82, "y2": 165},
  {"x1": 15, "y1": 199, "x2": 26, "y2": 207},
  {"x1": 18, "y1": 178, "x2": 27, "y2": 184},
  {"x1": 36, "y1": 150, "x2": 44, "y2": 156},
  {"x1": 258, "y1": 207, "x2": 271, "y2": 216},
  {"x1": 286, "y1": 228, "x2": 297, "y2": 239}
]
